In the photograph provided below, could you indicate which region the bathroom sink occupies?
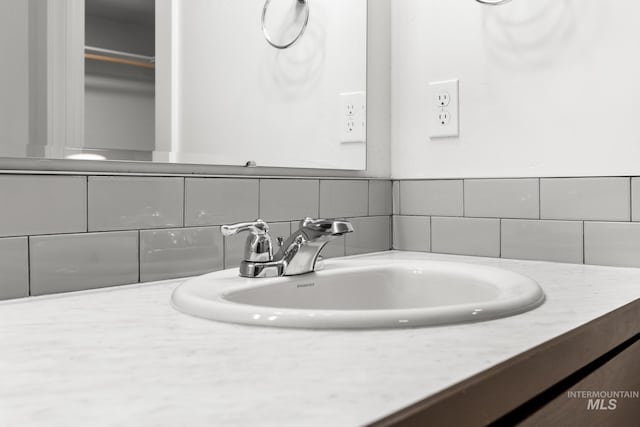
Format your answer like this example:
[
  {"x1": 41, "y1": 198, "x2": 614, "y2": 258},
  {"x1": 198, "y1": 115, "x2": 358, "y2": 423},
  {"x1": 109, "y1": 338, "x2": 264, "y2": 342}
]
[{"x1": 171, "y1": 255, "x2": 545, "y2": 329}]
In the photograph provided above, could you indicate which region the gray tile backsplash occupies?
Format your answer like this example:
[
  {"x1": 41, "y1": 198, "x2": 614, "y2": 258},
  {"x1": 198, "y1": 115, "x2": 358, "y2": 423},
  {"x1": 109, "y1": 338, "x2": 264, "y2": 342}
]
[
  {"x1": 584, "y1": 222, "x2": 640, "y2": 268},
  {"x1": 0, "y1": 175, "x2": 86, "y2": 237},
  {"x1": 140, "y1": 227, "x2": 224, "y2": 282},
  {"x1": 0, "y1": 175, "x2": 388, "y2": 299},
  {"x1": 464, "y1": 179, "x2": 539, "y2": 219},
  {"x1": 0, "y1": 237, "x2": 29, "y2": 300},
  {"x1": 392, "y1": 176, "x2": 640, "y2": 268},
  {"x1": 30, "y1": 231, "x2": 139, "y2": 296},
  {"x1": 632, "y1": 178, "x2": 640, "y2": 222},
  {"x1": 431, "y1": 217, "x2": 500, "y2": 257},
  {"x1": 88, "y1": 176, "x2": 184, "y2": 231},
  {"x1": 346, "y1": 216, "x2": 391, "y2": 256},
  {"x1": 540, "y1": 178, "x2": 630, "y2": 221},
  {"x1": 501, "y1": 220, "x2": 583, "y2": 264},
  {"x1": 6, "y1": 171, "x2": 640, "y2": 300},
  {"x1": 320, "y1": 180, "x2": 368, "y2": 218},
  {"x1": 393, "y1": 216, "x2": 430, "y2": 252},
  {"x1": 260, "y1": 179, "x2": 320, "y2": 222},
  {"x1": 369, "y1": 180, "x2": 393, "y2": 216},
  {"x1": 392, "y1": 181, "x2": 400, "y2": 215},
  {"x1": 185, "y1": 178, "x2": 259, "y2": 226},
  {"x1": 399, "y1": 180, "x2": 463, "y2": 216}
]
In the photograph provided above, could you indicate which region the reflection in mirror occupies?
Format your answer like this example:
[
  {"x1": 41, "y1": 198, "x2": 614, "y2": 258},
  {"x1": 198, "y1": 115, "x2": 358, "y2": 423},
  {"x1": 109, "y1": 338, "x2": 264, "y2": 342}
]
[
  {"x1": 82, "y1": 0, "x2": 156, "y2": 161},
  {"x1": 0, "y1": 0, "x2": 367, "y2": 170}
]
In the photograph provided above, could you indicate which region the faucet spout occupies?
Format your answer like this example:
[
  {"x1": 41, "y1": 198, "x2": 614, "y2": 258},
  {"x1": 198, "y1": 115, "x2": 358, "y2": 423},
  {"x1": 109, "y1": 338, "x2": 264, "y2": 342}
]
[
  {"x1": 274, "y1": 218, "x2": 353, "y2": 276},
  {"x1": 299, "y1": 217, "x2": 354, "y2": 237}
]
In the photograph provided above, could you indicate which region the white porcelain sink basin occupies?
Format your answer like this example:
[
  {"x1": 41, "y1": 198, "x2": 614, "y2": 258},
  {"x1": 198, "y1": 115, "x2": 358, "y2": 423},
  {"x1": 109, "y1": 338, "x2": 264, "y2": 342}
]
[{"x1": 171, "y1": 254, "x2": 545, "y2": 329}]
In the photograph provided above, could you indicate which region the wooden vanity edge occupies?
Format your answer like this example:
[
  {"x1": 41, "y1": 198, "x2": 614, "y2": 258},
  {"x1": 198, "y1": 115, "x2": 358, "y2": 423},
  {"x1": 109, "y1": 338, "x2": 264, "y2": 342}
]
[{"x1": 369, "y1": 298, "x2": 640, "y2": 427}]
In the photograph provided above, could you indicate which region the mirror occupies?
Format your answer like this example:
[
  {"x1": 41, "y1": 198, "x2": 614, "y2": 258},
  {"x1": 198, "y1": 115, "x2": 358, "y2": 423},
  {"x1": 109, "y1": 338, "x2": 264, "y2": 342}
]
[{"x1": 0, "y1": 0, "x2": 367, "y2": 170}]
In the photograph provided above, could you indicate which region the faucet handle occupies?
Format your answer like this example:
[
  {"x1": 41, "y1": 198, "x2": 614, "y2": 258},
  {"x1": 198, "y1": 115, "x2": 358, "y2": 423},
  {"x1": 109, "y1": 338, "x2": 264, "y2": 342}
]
[
  {"x1": 221, "y1": 219, "x2": 270, "y2": 236},
  {"x1": 221, "y1": 219, "x2": 273, "y2": 262}
]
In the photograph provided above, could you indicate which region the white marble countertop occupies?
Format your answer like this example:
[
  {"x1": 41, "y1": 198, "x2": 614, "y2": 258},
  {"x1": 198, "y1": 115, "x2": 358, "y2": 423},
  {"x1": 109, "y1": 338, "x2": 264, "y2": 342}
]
[{"x1": 1, "y1": 251, "x2": 640, "y2": 427}]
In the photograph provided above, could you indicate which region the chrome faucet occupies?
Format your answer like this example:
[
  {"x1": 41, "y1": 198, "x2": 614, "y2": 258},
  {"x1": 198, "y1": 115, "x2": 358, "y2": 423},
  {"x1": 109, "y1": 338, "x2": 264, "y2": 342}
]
[{"x1": 221, "y1": 217, "x2": 353, "y2": 278}]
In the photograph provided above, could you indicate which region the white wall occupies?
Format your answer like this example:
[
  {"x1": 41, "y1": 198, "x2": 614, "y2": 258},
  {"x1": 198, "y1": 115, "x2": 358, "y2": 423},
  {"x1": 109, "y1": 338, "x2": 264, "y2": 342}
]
[
  {"x1": 0, "y1": 1, "x2": 30, "y2": 157},
  {"x1": 391, "y1": 0, "x2": 640, "y2": 179},
  {"x1": 166, "y1": 0, "x2": 368, "y2": 170}
]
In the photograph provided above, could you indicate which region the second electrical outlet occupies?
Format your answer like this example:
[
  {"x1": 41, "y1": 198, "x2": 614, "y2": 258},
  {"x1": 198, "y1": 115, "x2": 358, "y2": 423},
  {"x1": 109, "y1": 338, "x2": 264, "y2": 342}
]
[{"x1": 428, "y1": 79, "x2": 459, "y2": 138}]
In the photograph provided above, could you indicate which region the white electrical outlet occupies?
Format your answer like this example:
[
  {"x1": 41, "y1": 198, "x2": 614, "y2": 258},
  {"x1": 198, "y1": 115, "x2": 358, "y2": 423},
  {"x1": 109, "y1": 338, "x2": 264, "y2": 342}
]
[
  {"x1": 429, "y1": 79, "x2": 459, "y2": 138},
  {"x1": 438, "y1": 110, "x2": 451, "y2": 125},
  {"x1": 437, "y1": 92, "x2": 451, "y2": 107},
  {"x1": 340, "y1": 92, "x2": 366, "y2": 143}
]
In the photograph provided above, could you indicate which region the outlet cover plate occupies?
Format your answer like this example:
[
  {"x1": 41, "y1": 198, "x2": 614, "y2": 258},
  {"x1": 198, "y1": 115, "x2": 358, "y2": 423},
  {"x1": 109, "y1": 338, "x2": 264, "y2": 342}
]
[
  {"x1": 340, "y1": 92, "x2": 366, "y2": 143},
  {"x1": 429, "y1": 79, "x2": 459, "y2": 139}
]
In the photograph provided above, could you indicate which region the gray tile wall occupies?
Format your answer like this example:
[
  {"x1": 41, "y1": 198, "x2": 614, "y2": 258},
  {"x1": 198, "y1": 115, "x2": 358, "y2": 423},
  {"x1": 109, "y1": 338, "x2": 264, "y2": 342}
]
[
  {"x1": 399, "y1": 180, "x2": 463, "y2": 216},
  {"x1": 464, "y1": 179, "x2": 538, "y2": 219},
  {"x1": 259, "y1": 179, "x2": 320, "y2": 222},
  {"x1": 346, "y1": 216, "x2": 392, "y2": 256},
  {"x1": 0, "y1": 237, "x2": 29, "y2": 299},
  {"x1": 393, "y1": 216, "x2": 430, "y2": 252},
  {"x1": 540, "y1": 178, "x2": 630, "y2": 221},
  {"x1": 0, "y1": 174, "x2": 391, "y2": 300},
  {"x1": 6, "y1": 173, "x2": 640, "y2": 300},
  {"x1": 320, "y1": 180, "x2": 368, "y2": 218},
  {"x1": 394, "y1": 177, "x2": 640, "y2": 269},
  {"x1": 30, "y1": 231, "x2": 139, "y2": 296},
  {"x1": 140, "y1": 227, "x2": 223, "y2": 282},
  {"x1": 88, "y1": 176, "x2": 184, "y2": 231},
  {"x1": 0, "y1": 175, "x2": 86, "y2": 237},
  {"x1": 501, "y1": 220, "x2": 583, "y2": 264},
  {"x1": 431, "y1": 217, "x2": 500, "y2": 258},
  {"x1": 185, "y1": 178, "x2": 259, "y2": 226},
  {"x1": 584, "y1": 222, "x2": 640, "y2": 268}
]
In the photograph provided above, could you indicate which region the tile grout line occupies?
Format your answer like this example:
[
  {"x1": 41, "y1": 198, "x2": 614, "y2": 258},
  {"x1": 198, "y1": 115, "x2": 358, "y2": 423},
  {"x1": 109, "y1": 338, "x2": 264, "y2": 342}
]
[
  {"x1": 629, "y1": 177, "x2": 632, "y2": 222},
  {"x1": 429, "y1": 216, "x2": 433, "y2": 252},
  {"x1": 137, "y1": 230, "x2": 141, "y2": 283},
  {"x1": 538, "y1": 178, "x2": 542, "y2": 220},
  {"x1": 26, "y1": 236, "x2": 31, "y2": 296},
  {"x1": 367, "y1": 180, "x2": 371, "y2": 216},
  {"x1": 182, "y1": 177, "x2": 186, "y2": 227},
  {"x1": 222, "y1": 235, "x2": 226, "y2": 270},
  {"x1": 582, "y1": 221, "x2": 586, "y2": 265},
  {"x1": 388, "y1": 214, "x2": 392, "y2": 250},
  {"x1": 257, "y1": 179, "x2": 262, "y2": 219},
  {"x1": 462, "y1": 179, "x2": 466, "y2": 217},
  {"x1": 85, "y1": 175, "x2": 89, "y2": 232},
  {"x1": 398, "y1": 180, "x2": 402, "y2": 215},
  {"x1": 499, "y1": 218, "x2": 502, "y2": 258},
  {"x1": 317, "y1": 179, "x2": 321, "y2": 218}
]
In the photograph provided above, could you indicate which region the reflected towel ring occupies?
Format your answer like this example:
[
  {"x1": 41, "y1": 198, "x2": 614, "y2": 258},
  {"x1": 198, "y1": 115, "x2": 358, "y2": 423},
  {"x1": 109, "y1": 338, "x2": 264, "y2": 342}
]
[
  {"x1": 476, "y1": 0, "x2": 513, "y2": 5},
  {"x1": 262, "y1": 0, "x2": 310, "y2": 49}
]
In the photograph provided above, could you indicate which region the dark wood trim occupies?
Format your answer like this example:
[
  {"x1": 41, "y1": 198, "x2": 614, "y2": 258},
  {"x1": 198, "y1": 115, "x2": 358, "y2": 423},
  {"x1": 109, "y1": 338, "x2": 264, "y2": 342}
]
[
  {"x1": 515, "y1": 337, "x2": 640, "y2": 426},
  {"x1": 369, "y1": 299, "x2": 640, "y2": 427}
]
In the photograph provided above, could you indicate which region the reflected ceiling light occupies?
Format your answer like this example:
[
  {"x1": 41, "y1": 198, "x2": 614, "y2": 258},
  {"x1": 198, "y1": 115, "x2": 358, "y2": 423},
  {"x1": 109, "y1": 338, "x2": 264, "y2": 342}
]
[{"x1": 65, "y1": 153, "x2": 107, "y2": 161}]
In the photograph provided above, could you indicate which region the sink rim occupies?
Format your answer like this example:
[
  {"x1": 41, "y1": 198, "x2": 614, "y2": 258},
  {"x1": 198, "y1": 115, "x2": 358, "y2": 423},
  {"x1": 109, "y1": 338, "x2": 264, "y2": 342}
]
[{"x1": 171, "y1": 256, "x2": 546, "y2": 329}]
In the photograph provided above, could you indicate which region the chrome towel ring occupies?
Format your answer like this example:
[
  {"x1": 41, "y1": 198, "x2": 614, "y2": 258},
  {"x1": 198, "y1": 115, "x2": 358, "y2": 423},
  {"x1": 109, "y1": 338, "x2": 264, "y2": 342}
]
[
  {"x1": 476, "y1": 0, "x2": 512, "y2": 5},
  {"x1": 262, "y1": 0, "x2": 310, "y2": 49}
]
